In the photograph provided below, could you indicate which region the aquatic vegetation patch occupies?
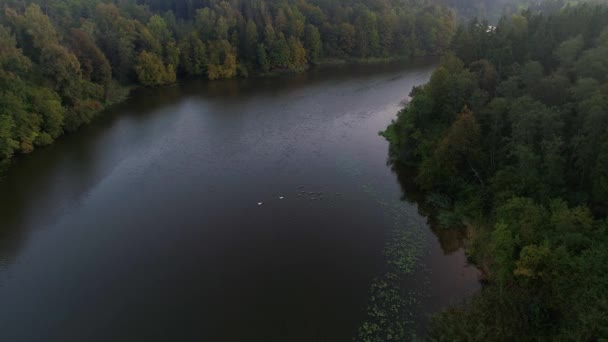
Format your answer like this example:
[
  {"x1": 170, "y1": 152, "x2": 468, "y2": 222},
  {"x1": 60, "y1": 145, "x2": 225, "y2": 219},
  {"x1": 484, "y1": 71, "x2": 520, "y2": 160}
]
[{"x1": 336, "y1": 156, "x2": 430, "y2": 341}]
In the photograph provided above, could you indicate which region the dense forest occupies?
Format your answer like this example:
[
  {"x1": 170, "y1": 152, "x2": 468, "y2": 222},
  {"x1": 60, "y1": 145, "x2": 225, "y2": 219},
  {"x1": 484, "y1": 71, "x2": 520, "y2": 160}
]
[
  {"x1": 441, "y1": 0, "x2": 605, "y2": 22},
  {"x1": 0, "y1": 0, "x2": 457, "y2": 174},
  {"x1": 384, "y1": 3, "x2": 608, "y2": 340}
]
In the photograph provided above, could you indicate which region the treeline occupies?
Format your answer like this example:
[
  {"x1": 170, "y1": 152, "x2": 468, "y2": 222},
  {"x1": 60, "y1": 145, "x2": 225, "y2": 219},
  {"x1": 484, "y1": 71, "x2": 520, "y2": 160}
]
[
  {"x1": 0, "y1": 0, "x2": 456, "y2": 174},
  {"x1": 440, "y1": 0, "x2": 605, "y2": 22},
  {"x1": 384, "y1": 3, "x2": 608, "y2": 340}
]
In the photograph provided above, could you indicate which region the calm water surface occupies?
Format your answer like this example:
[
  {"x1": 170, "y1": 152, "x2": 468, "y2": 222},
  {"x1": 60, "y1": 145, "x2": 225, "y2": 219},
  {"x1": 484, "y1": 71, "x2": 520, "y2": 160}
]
[{"x1": 0, "y1": 61, "x2": 479, "y2": 341}]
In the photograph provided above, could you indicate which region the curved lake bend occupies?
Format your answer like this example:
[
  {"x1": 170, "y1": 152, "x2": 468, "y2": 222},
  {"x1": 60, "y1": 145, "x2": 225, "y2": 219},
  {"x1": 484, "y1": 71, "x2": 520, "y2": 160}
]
[{"x1": 0, "y1": 61, "x2": 480, "y2": 341}]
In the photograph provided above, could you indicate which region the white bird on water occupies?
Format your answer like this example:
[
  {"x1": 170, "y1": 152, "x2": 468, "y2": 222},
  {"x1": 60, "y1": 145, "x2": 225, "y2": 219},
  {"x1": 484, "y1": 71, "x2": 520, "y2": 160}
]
[
  {"x1": 257, "y1": 202, "x2": 263, "y2": 206},
  {"x1": 279, "y1": 196, "x2": 284, "y2": 200}
]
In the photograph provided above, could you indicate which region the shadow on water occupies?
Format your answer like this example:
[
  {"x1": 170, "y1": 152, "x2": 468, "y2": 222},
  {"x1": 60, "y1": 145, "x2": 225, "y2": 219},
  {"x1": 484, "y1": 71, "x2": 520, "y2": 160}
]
[
  {"x1": 331, "y1": 138, "x2": 479, "y2": 339},
  {"x1": 392, "y1": 164, "x2": 469, "y2": 255},
  {"x1": 354, "y1": 156, "x2": 479, "y2": 341},
  {"x1": 0, "y1": 83, "x2": 188, "y2": 265}
]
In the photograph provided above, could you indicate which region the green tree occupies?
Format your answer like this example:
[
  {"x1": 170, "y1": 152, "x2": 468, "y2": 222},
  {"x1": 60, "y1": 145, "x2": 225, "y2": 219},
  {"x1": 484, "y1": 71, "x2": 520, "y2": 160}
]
[
  {"x1": 269, "y1": 33, "x2": 290, "y2": 69},
  {"x1": 288, "y1": 37, "x2": 306, "y2": 70},
  {"x1": 0, "y1": 113, "x2": 18, "y2": 166},
  {"x1": 492, "y1": 223, "x2": 516, "y2": 289},
  {"x1": 304, "y1": 24, "x2": 322, "y2": 62},
  {"x1": 338, "y1": 23, "x2": 356, "y2": 56},
  {"x1": 244, "y1": 19, "x2": 259, "y2": 60},
  {"x1": 207, "y1": 40, "x2": 237, "y2": 80},
  {"x1": 592, "y1": 132, "x2": 608, "y2": 204},
  {"x1": 257, "y1": 43, "x2": 270, "y2": 72},
  {"x1": 434, "y1": 106, "x2": 482, "y2": 181},
  {"x1": 554, "y1": 35, "x2": 584, "y2": 66},
  {"x1": 179, "y1": 32, "x2": 207, "y2": 76},
  {"x1": 134, "y1": 51, "x2": 175, "y2": 86},
  {"x1": 29, "y1": 87, "x2": 65, "y2": 144},
  {"x1": 147, "y1": 15, "x2": 172, "y2": 45}
]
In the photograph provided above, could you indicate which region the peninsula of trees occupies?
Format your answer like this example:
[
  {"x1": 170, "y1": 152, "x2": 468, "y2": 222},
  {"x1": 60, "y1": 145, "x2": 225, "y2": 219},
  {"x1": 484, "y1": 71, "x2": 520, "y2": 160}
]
[{"x1": 385, "y1": 3, "x2": 608, "y2": 339}]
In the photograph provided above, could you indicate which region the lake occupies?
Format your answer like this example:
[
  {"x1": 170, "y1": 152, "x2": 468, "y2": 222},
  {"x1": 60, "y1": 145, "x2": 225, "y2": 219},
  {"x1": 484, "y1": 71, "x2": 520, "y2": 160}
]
[{"x1": 0, "y1": 60, "x2": 479, "y2": 341}]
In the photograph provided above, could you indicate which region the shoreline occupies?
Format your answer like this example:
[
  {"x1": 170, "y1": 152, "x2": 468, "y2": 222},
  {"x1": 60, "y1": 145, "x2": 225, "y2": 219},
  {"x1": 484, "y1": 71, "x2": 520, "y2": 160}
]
[{"x1": 0, "y1": 56, "x2": 433, "y2": 178}]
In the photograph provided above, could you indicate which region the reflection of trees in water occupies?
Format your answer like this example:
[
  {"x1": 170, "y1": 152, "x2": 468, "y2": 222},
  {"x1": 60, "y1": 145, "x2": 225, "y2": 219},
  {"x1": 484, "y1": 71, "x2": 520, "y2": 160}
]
[
  {"x1": 0, "y1": 85, "x2": 189, "y2": 271},
  {"x1": 350, "y1": 152, "x2": 474, "y2": 341},
  {"x1": 334, "y1": 157, "x2": 428, "y2": 341},
  {"x1": 390, "y1": 163, "x2": 468, "y2": 255},
  {"x1": 355, "y1": 184, "x2": 426, "y2": 342}
]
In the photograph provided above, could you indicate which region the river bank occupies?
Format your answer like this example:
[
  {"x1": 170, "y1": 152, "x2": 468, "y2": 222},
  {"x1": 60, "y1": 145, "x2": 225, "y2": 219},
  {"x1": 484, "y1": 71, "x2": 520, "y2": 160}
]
[{"x1": 0, "y1": 56, "x2": 428, "y2": 179}]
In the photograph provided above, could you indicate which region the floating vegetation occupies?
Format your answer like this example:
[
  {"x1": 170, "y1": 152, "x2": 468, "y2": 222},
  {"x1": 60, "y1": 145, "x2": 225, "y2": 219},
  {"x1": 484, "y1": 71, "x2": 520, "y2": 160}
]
[
  {"x1": 357, "y1": 278, "x2": 419, "y2": 342},
  {"x1": 335, "y1": 155, "x2": 430, "y2": 341}
]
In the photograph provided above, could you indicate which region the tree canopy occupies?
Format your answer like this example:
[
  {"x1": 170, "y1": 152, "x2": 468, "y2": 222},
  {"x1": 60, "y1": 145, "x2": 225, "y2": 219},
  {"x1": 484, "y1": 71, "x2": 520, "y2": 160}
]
[{"x1": 385, "y1": 3, "x2": 608, "y2": 340}]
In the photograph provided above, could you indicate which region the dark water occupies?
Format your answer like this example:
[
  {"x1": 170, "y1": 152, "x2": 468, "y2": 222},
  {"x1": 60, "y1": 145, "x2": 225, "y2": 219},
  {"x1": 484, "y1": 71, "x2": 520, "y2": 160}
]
[{"x1": 0, "y1": 61, "x2": 479, "y2": 341}]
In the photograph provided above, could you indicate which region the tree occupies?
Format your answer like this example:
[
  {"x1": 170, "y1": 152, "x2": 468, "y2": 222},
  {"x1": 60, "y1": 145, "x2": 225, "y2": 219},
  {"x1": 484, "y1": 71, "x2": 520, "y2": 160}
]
[
  {"x1": 257, "y1": 43, "x2": 270, "y2": 72},
  {"x1": 195, "y1": 8, "x2": 216, "y2": 41},
  {"x1": 40, "y1": 44, "x2": 83, "y2": 102},
  {"x1": 29, "y1": 87, "x2": 65, "y2": 144},
  {"x1": 269, "y1": 33, "x2": 290, "y2": 69},
  {"x1": 575, "y1": 46, "x2": 608, "y2": 82},
  {"x1": 521, "y1": 61, "x2": 544, "y2": 89},
  {"x1": 244, "y1": 19, "x2": 259, "y2": 59},
  {"x1": 338, "y1": 23, "x2": 356, "y2": 56},
  {"x1": 6, "y1": 4, "x2": 60, "y2": 50},
  {"x1": 554, "y1": 35, "x2": 584, "y2": 66},
  {"x1": 69, "y1": 28, "x2": 112, "y2": 96},
  {"x1": 470, "y1": 59, "x2": 498, "y2": 94},
  {"x1": 134, "y1": 51, "x2": 175, "y2": 86},
  {"x1": 592, "y1": 133, "x2": 608, "y2": 204},
  {"x1": 147, "y1": 15, "x2": 172, "y2": 44},
  {"x1": 0, "y1": 25, "x2": 31, "y2": 74},
  {"x1": 452, "y1": 24, "x2": 476, "y2": 64},
  {"x1": 207, "y1": 40, "x2": 237, "y2": 80},
  {"x1": 514, "y1": 242, "x2": 551, "y2": 281},
  {"x1": 0, "y1": 114, "x2": 18, "y2": 165},
  {"x1": 275, "y1": 8, "x2": 287, "y2": 34},
  {"x1": 288, "y1": 37, "x2": 306, "y2": 70},
  {"x1": 304, "y1": 24, "x2": 322, "y2": 62},
  {"x1": 434, "y1": 106, "x2": 482, "y2": 182},
  {"x1": 492, "y1": 222, "x2": 516, "y2": 289},
  {"x1": 179, "y1": 32, "x2": 207, "y2": 76}
]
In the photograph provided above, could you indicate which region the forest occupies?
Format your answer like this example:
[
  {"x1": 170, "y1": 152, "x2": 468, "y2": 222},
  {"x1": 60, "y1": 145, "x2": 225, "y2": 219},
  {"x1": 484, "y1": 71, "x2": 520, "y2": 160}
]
[
  {"x1": 384, "y1": 3, "x2": 608, "y2": 340},
  {"x1": 0, "y1": 0, "x2": 457, "y2": 174},
  {"x1": 440, "y1": 0, "x2": 606, "y2": 22}
]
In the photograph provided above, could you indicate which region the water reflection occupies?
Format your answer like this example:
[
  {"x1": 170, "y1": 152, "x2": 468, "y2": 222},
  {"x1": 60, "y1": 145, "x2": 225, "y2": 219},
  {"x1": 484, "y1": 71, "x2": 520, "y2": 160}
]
[{"x1": 392, "y1": 165, "x2": 470, "y2": 255}]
